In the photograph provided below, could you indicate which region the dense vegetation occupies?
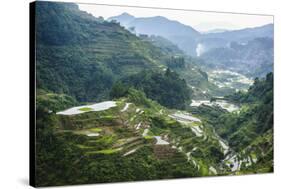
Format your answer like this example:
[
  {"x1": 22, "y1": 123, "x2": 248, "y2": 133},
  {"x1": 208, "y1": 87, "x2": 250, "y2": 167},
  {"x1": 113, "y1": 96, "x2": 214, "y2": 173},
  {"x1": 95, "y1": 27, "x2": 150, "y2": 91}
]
[
  {"x1": 35, "y1": 2, "x2": 167, "y2": 102},
  {"x1": 221, "y1": 73, "x2": 273, "y2": 148},
  {"x1": 35, "y1": 88, "x2": 201, "y2": 186},
  {"x1": 36, "y1": 89, "x2": 78, "y2": 113},
  {"x1": 110, "y1": 69, "x2": 192, "y2": 109},
  {"x1": 35, "y1": 1, "x2": 234, "y2": 104},
  {"x1": 195, "y1": 73, "x2": 273, "y2": 173}
]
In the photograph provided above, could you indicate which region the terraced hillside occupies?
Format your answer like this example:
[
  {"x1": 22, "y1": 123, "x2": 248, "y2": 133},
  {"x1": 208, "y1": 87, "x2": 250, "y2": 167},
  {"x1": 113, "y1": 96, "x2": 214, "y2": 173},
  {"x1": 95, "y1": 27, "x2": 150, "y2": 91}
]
[
  {"x1": 36, "y1": 89, "x2": 198, "y2": 186},
  {"x1": 35, "y1": 1, "x2": 214, "y2": 102},
  {"x1": 36, "y1": 1, "x2": 237, "y2": 106},
  {"x1": 36, "y1": 2, "x2": 164, "y2": 101},
  {"x1": 138, "y1": 35, "x2": 238, "y2": 99},
  {"x1": 35, "y1": 86, "x2": 272, "y2": 186}
]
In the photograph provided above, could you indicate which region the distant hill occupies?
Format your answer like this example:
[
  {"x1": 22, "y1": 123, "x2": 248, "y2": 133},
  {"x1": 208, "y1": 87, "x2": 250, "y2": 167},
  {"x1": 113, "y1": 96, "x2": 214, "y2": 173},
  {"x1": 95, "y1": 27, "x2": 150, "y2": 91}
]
[
  {"x1": 108, "y1": 12, "x2": 135, "y2": 27},
  {"x1": 200, "y1": 37, "x2": 273, "y2": 77},
  {"x1": 199, "y1": 24, "x2": 273, "y2": 50},
  {"x1": 202, "y1": 24, "x2": 273, "y2": 42},
  {"x1": 109, "y1": 14, "x2": 200, "y2": 56},
  {"x1": 109, "y1": 13, "x2": 273, "y2": 61}
]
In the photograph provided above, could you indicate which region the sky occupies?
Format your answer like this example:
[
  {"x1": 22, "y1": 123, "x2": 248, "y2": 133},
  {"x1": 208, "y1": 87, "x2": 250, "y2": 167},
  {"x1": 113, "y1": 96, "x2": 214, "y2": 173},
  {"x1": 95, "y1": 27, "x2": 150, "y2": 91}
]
[{"x1": 78, "y1": 3, "x2": 273, "y2": 32}]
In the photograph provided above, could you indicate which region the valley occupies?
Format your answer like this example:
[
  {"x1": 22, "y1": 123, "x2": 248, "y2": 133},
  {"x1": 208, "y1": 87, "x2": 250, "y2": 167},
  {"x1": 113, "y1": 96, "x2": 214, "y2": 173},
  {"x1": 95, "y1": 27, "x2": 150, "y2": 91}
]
[{"x1": 207, "y1": 69, "x2": 253, "y2": 91}]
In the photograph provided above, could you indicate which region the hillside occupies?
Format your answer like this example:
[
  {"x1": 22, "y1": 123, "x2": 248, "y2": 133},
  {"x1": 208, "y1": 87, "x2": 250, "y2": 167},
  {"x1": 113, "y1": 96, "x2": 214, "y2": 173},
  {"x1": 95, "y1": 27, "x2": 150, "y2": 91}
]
[
  {"x1": 36, "y1": 2, "x2": 167, "y2": 102},
  {"x1": 138, "y1": 35, "x2": 236, "y2": 98},
  {"x1": 36, "y1": 73, "x2": 273, "y2": 186},
  {"x1": 35, "y1": 88, "x2": 235, "y2": 186},
  {"x1": 220, "y1": 73, "x2": 273, "y2": 173},
  {"x1": 36, "y1": 1, "x2": 222, "y2": 104}
]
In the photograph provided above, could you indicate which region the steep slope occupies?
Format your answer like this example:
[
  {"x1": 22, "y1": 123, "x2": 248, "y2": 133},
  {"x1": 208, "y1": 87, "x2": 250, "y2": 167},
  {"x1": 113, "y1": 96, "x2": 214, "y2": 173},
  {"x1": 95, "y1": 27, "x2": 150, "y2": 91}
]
[
  {"x1": 37, "y1": 86, "x2": 247, "y2": 186},
  {"x1": 196, "y1": 73, "x2": 273, "y2": 173},
  {"x1": 36, "y1": 73, "x2": 273, "y2": 186},
  {"x1": 36, "y1": 2, "x2": 169, "y2": 102},
  {"x1": 36, "y1": 88, "x2": 202, "y2": 186},
  {"x1": 142, "y1": 35, "x2": 185, "y2": 56}
]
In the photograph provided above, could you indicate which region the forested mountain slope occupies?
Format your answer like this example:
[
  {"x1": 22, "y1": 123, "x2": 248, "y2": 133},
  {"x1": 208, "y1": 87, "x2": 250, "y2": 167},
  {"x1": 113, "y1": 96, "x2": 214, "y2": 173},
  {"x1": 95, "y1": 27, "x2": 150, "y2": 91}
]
[
  {"x1": 36, "y1": 1, "x2": 227, "y2": 107},
  {"x1": 36, "y1": 2, "x2": 166, "y2": 102},
  {"x1": 36, "y1": 2, "x2": 212, "y2": 103}
]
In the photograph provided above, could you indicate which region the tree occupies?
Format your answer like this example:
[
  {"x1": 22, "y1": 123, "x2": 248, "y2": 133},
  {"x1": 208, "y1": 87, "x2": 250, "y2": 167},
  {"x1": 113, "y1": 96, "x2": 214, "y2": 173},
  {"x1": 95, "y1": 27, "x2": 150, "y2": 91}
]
[{"x1": 110, "y1": 82, "x2": 129, "y2": 99}]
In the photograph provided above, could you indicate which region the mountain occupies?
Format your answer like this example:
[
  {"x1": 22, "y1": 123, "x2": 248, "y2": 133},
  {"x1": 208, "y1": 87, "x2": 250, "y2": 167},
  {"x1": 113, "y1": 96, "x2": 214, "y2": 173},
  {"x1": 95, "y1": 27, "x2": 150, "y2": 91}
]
[
  {"x1": 200, "y1": 37, "x2": 273, "y2": 77},
  {"x1": 108, "y1": 12, "x2": 135, "y2": 27},
  {"x1": 197, "y1": 24, "x2": 273, "y2": 77},
  {"x1": 202, "y1": 24, "x2": 273, "y2": 42},
  {"x1": 198, "y1": 24, "x2": 273, "y2": 52},
  {"x1": 109, "y1": 13, "x2": 273, "y2": 60},
  {"x1": 109, "y1": 14, "x2": 199, "y2": 38},
  {"x1": 109, "y1": 14, "x2": 200, "y2": 56}
]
